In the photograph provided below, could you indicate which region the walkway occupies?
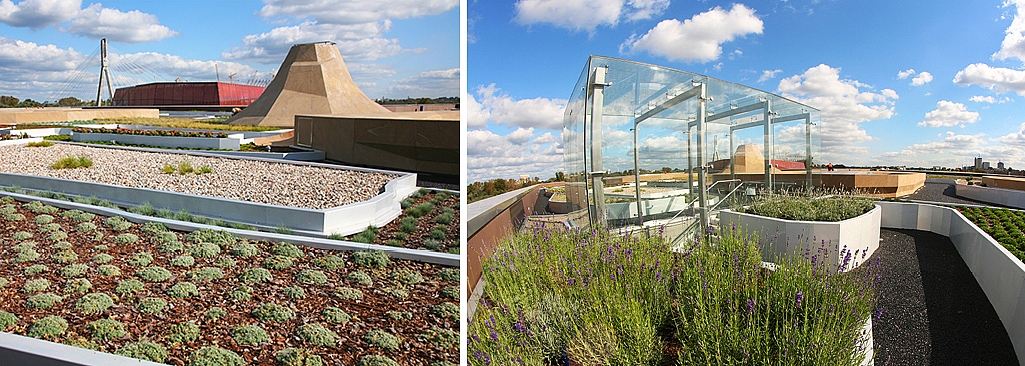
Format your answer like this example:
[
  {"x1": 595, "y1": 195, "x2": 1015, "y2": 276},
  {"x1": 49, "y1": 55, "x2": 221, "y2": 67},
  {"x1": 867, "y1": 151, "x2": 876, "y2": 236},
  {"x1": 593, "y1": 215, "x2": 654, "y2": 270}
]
[{"x1": 871, "y1": 228, "x2": 1017, "y2": 365}]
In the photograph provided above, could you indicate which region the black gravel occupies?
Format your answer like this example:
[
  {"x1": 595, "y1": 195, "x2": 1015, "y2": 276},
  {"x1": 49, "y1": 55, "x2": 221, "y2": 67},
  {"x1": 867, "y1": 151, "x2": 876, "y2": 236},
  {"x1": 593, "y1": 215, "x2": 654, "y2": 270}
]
[
  {"x1": 902, "y1": 182, "x2": 1002, "y2": 207},
  {"x1": 871, "y1": 229, "x2": 1018, "y2": 365}
]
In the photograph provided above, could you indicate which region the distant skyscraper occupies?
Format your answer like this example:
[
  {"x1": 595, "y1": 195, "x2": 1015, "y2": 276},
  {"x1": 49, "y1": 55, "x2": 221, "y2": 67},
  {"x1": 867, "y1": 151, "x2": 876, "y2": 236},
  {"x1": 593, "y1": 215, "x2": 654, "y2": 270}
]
[
  {"x1": 998, "y1": 161, "x2": 1005, "y2": 170},
  {"x1": 983, "y1": 161, "x2": 991, "y2": 170},
  {"x1": 975, "y1": 157, "x2": 983, "y2": 170}
]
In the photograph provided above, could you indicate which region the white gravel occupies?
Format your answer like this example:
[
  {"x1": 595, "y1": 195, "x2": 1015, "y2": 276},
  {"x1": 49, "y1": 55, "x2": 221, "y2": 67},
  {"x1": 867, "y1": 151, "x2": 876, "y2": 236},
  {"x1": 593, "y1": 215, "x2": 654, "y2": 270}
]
[{"x1": 0, "y1": 144, "x2": 397, "y2": 210}]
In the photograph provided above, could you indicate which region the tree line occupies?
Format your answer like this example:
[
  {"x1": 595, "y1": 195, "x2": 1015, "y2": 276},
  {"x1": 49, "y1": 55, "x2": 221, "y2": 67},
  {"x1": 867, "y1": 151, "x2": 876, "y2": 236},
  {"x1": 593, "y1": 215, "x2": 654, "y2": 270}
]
[
  {"x1": 1, "y1": 95, "x2": 95, "y2": 108},
  {"x1": 375, "y1": 96, "x2": 459, "y2": 105},
  {"x1": 467, "y1": 172, "x2": 565, "y2": 203}
]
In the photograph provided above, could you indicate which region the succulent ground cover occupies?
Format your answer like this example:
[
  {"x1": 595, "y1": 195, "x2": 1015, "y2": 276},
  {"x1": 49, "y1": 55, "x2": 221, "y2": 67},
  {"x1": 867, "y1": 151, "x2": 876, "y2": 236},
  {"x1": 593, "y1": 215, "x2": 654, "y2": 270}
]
[
  {"x1": 340, "y1": 189, "x2": 460, "y2": 254},
  {"x1": 0, "y1": 198, "x2": 458, "y2": 365},
  {"x1": 956, "y1": 205, "x2": 1025, "y2": 261},
  {"x1": 469, "y1": 225, "x2": 877, "y2": 365},
  {"x1": 72, "y1": 127, "x2": 230, "y2": 139},
  {"x1": 739, "y1": 190, "x2": 876, "y2": 222}
]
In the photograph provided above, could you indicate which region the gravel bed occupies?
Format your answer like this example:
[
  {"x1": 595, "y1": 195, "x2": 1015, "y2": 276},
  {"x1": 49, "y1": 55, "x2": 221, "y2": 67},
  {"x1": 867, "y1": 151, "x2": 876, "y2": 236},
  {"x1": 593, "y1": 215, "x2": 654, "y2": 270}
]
[
  {"x1": 870, "y1": 229, "x2": 1017, "y2": 365},
  {"x1": 0, "y1": 144, "x2": 396, "y2": 210},
  {"x1": 902, "y1": 182, "x2": 997, "y2": 206}
]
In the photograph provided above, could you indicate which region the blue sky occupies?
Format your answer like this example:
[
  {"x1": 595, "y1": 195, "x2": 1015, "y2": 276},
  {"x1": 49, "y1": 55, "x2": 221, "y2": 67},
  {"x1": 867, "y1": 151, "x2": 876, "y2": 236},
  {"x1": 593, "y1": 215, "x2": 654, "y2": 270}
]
[
  {"x1": 0, "y1": 0, "x2": 459, "y2": 102},
  {"x1": 466, "y1": 0, "x2": 1025, "y2": 183}
]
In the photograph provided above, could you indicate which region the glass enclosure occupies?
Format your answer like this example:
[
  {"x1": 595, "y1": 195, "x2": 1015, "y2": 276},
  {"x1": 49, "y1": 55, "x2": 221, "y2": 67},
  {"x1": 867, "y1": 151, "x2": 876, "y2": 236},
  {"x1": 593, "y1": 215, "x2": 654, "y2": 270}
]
[{"x1": 562, "y1": 56, "x2": 821, "y2": 241}]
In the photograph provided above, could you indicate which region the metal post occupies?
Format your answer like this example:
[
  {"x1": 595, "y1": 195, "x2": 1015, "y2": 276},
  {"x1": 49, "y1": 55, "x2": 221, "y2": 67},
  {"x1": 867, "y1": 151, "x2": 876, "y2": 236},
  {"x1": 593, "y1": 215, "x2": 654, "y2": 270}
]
[
  {"x1": 763, "y1": 99, "x2": 773, "y2": 190},
  {"x1": 96, "y1": 38, "x2": 107, "y2": 107},
  {"x1": 633, "y1": 121, "x2": 643, "y2": 227},
  {"x1": 729, "y1": 128, "x2": 735, "y2": 179},
  {"x1": 589, "y1": 66, "x2": 608, "y2": 227},
  {"x1": 805, "y1": 113, "x2": 812, "y2": 188},
  {"x1": 696, "y1": 82, "x2": 708, "y2": 230}
]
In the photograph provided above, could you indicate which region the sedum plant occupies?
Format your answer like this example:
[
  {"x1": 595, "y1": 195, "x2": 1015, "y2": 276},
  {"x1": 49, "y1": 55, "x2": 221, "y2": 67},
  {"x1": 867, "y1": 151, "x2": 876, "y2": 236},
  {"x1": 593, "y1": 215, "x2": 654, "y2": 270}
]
[
  {"x1": 252, "y1": 303, "x2": 295, "y2": 322},
  {"x1": 27, "y1": 315, "x2": 67, "y2": 339},
  {"x1": 168, "y1": 321, "x2": 201, "y2": 343},
  {"x1": 275, "y1": 348, "x2": 323, "y2": 366},
  {"x1": 351, "y1": 250, "x2": 390, "y2": 268},
  {"x1": 116, "y1": 342, "x2": 167, "y2": 363},
  {"x1": 231, "y1": 324, "x2": 270, "y2": 345},
  {"x1": 364, "y1": 329, "x2": 401, "y2": 351},
  {"x1": 87, "y1": 318, "x2": 127, "y2": 341},
  {"x1": 76, "y1": 293, "x2": 115, "y2": 314},
  {"x1": 297, "y1": 323, "x2": 339, "y2": 347},
  {"x1": 189, "y1": 346, "x2": 244, "y2": 366}
]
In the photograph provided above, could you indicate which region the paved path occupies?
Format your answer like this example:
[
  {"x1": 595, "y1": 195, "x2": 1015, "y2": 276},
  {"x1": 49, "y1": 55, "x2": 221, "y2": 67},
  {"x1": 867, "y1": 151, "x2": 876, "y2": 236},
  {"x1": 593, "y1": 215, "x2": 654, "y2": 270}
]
[{"x1": 871, "y1": 228, "x2": 1017, "y2": 365}]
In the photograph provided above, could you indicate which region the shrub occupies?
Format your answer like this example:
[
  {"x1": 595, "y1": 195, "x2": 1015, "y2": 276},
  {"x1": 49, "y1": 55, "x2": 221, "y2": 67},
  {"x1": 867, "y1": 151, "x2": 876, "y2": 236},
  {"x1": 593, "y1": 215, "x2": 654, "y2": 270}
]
[
  {"x1": 104, "y1": 216, "x2": 133, "y2": 231},
  {"x1": 87, "y1": 318, "x2": 127, "y2": 341},
  {"x1": 385, "y1": 239, "x2": 402, "y2": 247},
  {"x1": 115, "y1": 279, "x2": 145, "y2": 294},
  {"x1": 92, "y1": 253, "x2": 114, "y2": 263},
  {"x1": 51, "y1": 155, "x2": 93, "y2": 169},
  {"x1": 189, "y1": 242, "x2": 221, "y2": 258},
  {"x1": 322, "y1": 307, "x2": 351, "y2": 324},
  {"x1": 297, "y1": 269, "x2": 328, "y2": 286},
  {"x1": 140, "y1": 221, "x2": 167, "y2": 234},
  {"x1": 185, "y1": 229, "x2": 236, "y2": 246},
  {"x1": 168, "y1": 321, "x2": 201, "y2": 343},
  {"x1": 334, "y1": 287, "x2": 363, "y2": 301},
  {"x1": 239, "y1": 267, "x2": 272, "y2": 283},
  {"x1": 128, "y1": 252, "x2": 153, "y2": 266},
  {"x1": 432, "y1": 302, "x2": 458, "y2": 321},
  {"x1": 97, "y1": 264, "x2": 122, "y2": 276},
  {"x1": 314, "y1": 255, "x2": 345, "y2": 270},
  {"x1": 189, "y1": 346, "x2": 244, "y2": 366},
  {"x1": 189, "y1": 267, "x2": 224, "y2": 281},
  {"x1": 27, "y1": 315, "x2": 67, "y2": 338},
  {"x1": 215, "y1": 257, "x2": 237, "y2": 268},
  {"x1": 346, "y1": 270, "x2": 373, "y2": 286},
  {"x1": 262, "y1": 255, "x2": 294, "y2": 270},
  {"x1": 352, "y1": 250, "x2": 390, "y2": 268},
  {"x1": 284, "y1": 286, "x2": 306, "y2": 299},
  {"x1": 438, "y1": 268, "x2": 459, "y2": 283},
  {"x1": 136, "y1": 266, "x2": 172, "y2": 282},
  {"x1": 76, "y1": 293, "x2": 114, "y2": 314},
  {"x1": 22, "y1": 278, "x2": 50, "y2": 293},
  {"x1": 297, "y1": 323, "x2": 339, "y2": 347},
  {"x1": 232, "y1": 324, "x2": 270, "y2": 345},
  {"x1": 204, "y1": 307, "x2": 226, "y2": 320},
  {"x1": 741, "y1": 191, "x2": 876, "y2": 222},
  {"x1": 275, "y1": 348, "x2": 323, "y2": 366},
  {"x1": 14, "y1": 248, "x2": 40, "y2": 262},
  {"x1": 252, "y1": 303, "x2": 295, "y2": 322},
  {"x1": 168, "y1": 282, "x2": 199, "y2": 298},
  {"x1": 116, "y1": 342, "x2": 167, "y2": 363},
  {"x1": 26, "y1": 293, "x2": 62, "y2": 309},
  {"x1": 26, "y1": 140, "x2": 53, "y2": 147},
  {"x1": 270, "y1": 242, "x2": 304, "y2": 258},
  {"x1": 424, "y1": 239, "x2": 442, "y2": 251},
  {"x1": 420, "y1": 327, "x2": 458, "y2": 349},
  {"x1": 352, "y1": 229, "x2": 377, "y2": 244},
  {"x1": 231, "y1": 242, "x2": 260, "y2": 257},
  {"x1": 390, "y1": 269, "x2": 424, "y2": 285},
  {"x1": 430, "y1": 228, "x2": 447, "y2": 240},
  {"x1": 34, "y1": 214, "x2": 54, "y2": 224},
  {"x1": 231, "y1": 285, "x2": 253, "y2": 301},
  {"x1": 441, "y1": 286, "x2": 458, "y2": 299},
  {"x1": 434, "y1": 212, "x2": 454, "y2": 225},
  {"x1": 12, "y1": 231, "x2": 33, "y2": 240},
  {"x1": 0, "y1": 311, "x2": 18, "y2": 330},
  {"x1": 61, "y1": 264, "x2": 89, "y2": 277},
  {"x1": 393, "y1": 232, "x2": 407, "y2": 241},
  {"x1": 357, "y1": 355, "x2": 400, "y2": 366},
  {"x1": 364, "y1": 329, "x2": 401, "y2": 351},
  {"x1": 170, "y1": 255, "x2": 196, "y2": 267},
  {"x1": 24, "y1": 264, "x2": 48, "y2": 275},
  {"x1": 136, "y1": 297, "x2": 167, "y2": 314},
  {"x1": 114, "y1": 233, "x2": 140, "y2": 245},
  {"x1": 400, "y1": 198, "x2": 415, "y2": 209}
]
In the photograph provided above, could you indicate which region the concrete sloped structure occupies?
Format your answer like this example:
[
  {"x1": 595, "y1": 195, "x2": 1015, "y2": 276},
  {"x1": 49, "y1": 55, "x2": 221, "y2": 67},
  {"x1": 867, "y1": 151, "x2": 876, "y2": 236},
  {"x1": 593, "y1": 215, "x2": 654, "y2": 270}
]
[{"x1": 227, "y1": 41, "x2": 390, "y2": 127}]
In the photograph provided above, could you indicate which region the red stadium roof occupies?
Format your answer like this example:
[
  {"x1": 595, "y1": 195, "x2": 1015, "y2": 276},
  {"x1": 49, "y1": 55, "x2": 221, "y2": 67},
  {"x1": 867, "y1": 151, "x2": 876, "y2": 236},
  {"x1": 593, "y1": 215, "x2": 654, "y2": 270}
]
[{"x1": 112, "y1": 82, "x2": 266, "y2": 107}]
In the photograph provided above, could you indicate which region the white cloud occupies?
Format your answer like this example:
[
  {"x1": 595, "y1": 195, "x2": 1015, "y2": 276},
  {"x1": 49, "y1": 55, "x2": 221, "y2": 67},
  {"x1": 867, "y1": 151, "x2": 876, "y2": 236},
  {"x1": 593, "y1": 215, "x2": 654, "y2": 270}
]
[
  {"x1": 621, "y1": 4, "x2": 763, "y2": 63},
  {"x1": 0, "y1": 0, "x2": 175, "y2": 42},
  {"x1": 386, "y1": 68, "x2": 458, "y2": 97},
  {"x1": 970, "y1": 95, "x2": 997, "y2": 103},
  {"x1": 917, "y1": 100, "x2": 979, "y2": 127},
  {"x1": 758, "y1": 68, "x2": 781, "y2": 82},
  {"x1": 879, "y1": 131, "x2": 992, "y2": 167},
  {"x1": 464, "y1": 92, "x2": 490, "y2": 129},
  {"x1": 953, "y1": 62, "x2": 1025, "y2": 95},
  {"x1": 64, "y1": 4, "x2": 177, "y2": 43},
  {"x1": 256, "y1": 0, "x2": 457, "y2": 25},
  {"x1": 897, "y1": 68, "x2": 915, "y2": 79},
  {"x1": 223, "y1": 21, "x2": 404, "y2": 64},
  {"x1": 513, "y1": 0, "x2": 669, "y2": 32},
  {"x1": 0, "y1": 0, "x2": 79, "y2": 28},
  {"x1": 474, "y1": 84, "x2": 567, "y2": 130},
  {"x1": 777, "y1": 64, "x2": 898, "y2": 162},
  {"x1": 507, "y1": 127, "x2": 535, "y2": 144},
  {"x1": 910, "y1": 131, "x2": 985, "y2": 154},
  {"x1": 467, "y1": 128, "x2": 563, "y2": 183},
  {"x1": 0, "y1": 36, "x2": 85, "y2": 71},
  {"x1": 994, "y1": 0, "x2": 1025, "y2": 62},
  {"x1": 996, "y1": 122, "x2": 1025, "y2": 146},
  {"x1": 109, "y1": 52, "x2": 257, "y2": 82},
  {"x1": 910, "y1": 71, "x2": 933, "y2": 86}
]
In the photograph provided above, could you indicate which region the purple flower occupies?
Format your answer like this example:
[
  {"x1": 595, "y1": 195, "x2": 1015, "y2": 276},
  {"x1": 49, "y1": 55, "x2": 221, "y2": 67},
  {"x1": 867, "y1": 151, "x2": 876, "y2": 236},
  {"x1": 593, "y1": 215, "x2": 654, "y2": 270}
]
[
  {"x1": 489, "y1": 330, "x2": 499, "y2": 341},
  {"x1": 747, "y1": 299, "x2": 755, "y2": 313},
  {"x1": 795, "y1": 291, "x2": 804, "y2": 308},
  {"x1": 513, "y1": 322, "x2": 526, "y2": 332}
]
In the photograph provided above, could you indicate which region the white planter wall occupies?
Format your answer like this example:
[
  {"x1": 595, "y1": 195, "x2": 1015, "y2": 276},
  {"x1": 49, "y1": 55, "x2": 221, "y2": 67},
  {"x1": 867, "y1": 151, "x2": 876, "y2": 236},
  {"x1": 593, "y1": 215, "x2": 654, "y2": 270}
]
[
  {"x1": 719, "y1": 205, "x2": 881, "y2": 272},
  {"x1": 72, "y1": 132, "x2": 242, "y2": 150},
  {"x1": 956, "y1": 183, "x2": 1025, "y2": 209},
  {"x1": 877, "y1": 201, "x2": 1025, "y2": 365}
]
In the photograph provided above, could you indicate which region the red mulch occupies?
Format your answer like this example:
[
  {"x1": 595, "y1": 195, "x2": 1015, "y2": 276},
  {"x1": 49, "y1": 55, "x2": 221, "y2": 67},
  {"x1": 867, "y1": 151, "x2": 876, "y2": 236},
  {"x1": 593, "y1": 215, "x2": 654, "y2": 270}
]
[{"x1": 0, "y1": 201, "x2": 459, "y2": 365}]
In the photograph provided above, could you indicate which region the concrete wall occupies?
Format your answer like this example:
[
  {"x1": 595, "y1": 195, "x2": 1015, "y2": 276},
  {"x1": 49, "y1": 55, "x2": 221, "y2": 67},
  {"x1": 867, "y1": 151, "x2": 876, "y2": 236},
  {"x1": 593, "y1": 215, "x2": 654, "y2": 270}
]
[
  {"x1": 957, "y1": 183, "x2": 1025, "y2": 209},
  {"x1": 0, "y1": 108, "x2": 158, "y2": 125},
  {"x1": 0, "y1": 137, "x2": 42, "y2": 147},
  {"x1": 72, "y1": 132, "x2": 243, "y2": 150},
  {"x1": 982, "y1": 176, "x2": 1025, "y2": 191},
  {"x1": 0, "y1": 333, "x2": 166, "y2": 366},
  {"x1": 719, "y1": 205, "x2": 881, "y2": 272},
  {"x1": 878, "y1": 201, "x2": 1025, "y2": 365},
  {"x1": 294, "y1": 113, "x2": 458, "y2": 176}
]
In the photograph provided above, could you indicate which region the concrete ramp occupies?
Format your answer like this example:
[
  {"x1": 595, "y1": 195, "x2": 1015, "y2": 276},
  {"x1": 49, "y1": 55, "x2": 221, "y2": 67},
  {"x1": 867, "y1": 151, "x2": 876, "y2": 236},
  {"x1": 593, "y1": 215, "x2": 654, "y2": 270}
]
[{"x1": 228, "y1": 42, "x2": 390, "y2": 127}]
